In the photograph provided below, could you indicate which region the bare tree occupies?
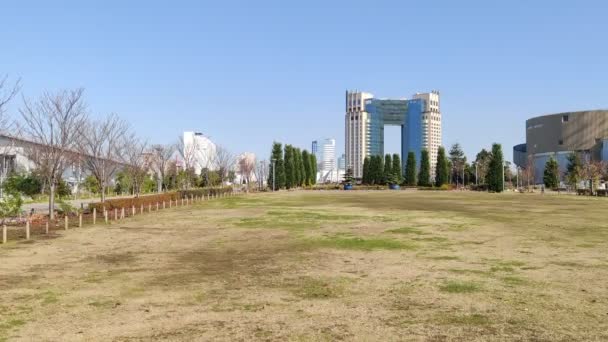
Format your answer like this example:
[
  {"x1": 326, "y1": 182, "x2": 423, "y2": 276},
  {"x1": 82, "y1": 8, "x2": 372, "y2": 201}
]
[
  {"x1": 177, "y1": 137, "x2": 200, "y2": 189},
  {"x1": 0, "y1": 75, "x2": 21, "y2": 198},
  {"x1": 150, "y1": 143, "x2": 176, "y2": 192},
  {"x1": 254, "y1": 160, "x2": 268, "y2": 190},
  {"x1": 20, "y1": 88, "x2": 87, "y2": 219},
  {"x1": 215, "y1": 145, "x2": 235, "y2": 186},
  {"x1": 0, "y1": 75, "x2": 21, "y2": 131},
  {"x1": 123, "y1": 135, "x2": 149, "y2": 197},
  {"x1": 237, "y1": 154, "x2": 256, "y2": 189},
  {"x1": 77, "y1": 113, "x2": 129, "y2": 203}
]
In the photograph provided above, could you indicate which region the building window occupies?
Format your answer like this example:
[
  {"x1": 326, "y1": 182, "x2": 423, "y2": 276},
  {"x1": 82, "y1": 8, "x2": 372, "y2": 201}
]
[
  {"x1": 558, "y1": 139, "x2": 563, "y2": 145},
  {"x1": 562, "y1": 115, "x2": 569, "y2": 122}
]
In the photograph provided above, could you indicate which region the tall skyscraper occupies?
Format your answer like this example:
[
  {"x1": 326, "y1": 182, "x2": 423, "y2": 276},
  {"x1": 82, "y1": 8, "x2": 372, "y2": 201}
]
[
  {"x1": 182, "y1": 131, "x2": 217, "y2": 174},
  {"x1": 311, "y1": 140, "x2": 318, "y2": 156},
  {"x1": 344, "y1": 90, "x2": 442, "y2": 178},
  {"x1": 338, "y1": 153, "x2": 346, "y2": 171},
  {"x1": 313, "y1": 138, "x2": 337, "y2": 182}
]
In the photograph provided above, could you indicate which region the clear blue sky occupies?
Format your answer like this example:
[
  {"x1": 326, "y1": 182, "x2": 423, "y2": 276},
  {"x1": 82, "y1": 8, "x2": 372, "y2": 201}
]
[{"x1": 2, "y1": 1, "x2": 607, "y2": 163}]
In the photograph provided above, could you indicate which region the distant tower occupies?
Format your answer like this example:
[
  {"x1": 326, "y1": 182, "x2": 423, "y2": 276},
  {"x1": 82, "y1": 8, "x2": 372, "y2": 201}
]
[{"x1": 344, "y1": 90, "x2": 442, "y2": 179}]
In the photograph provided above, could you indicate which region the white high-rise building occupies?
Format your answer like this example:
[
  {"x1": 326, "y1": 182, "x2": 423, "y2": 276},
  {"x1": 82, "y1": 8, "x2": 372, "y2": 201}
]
[
  {"x1": 345, "y1": 92, "x2": 374, "y2": 178},
  {"x1": 413, "y1": 91, "x2": 442, "y2": 177},
  {"x1": 314, "y1": 138, "x2": 338, "y2": 183},
  {"x1": 182, "y1": 131, "x2": 216, "y2": 174},
  {"x1": 345, "y1": 90, "x2": 442, "y2": 179}
]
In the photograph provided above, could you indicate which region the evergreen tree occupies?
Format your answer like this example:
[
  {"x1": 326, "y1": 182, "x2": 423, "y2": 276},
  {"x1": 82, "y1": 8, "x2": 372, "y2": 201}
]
[
  {"x1": 268, "y1": 142, "x2": 285, "y2": 190},
  {"x1": 543, "y1": 157, "x2": 560, "y2": 189},
  {"x1": 299, "y1": 149, "x2": 306, "y2": 186},
  {"x1": 375, "y1": 155, "x2": 384, "y2": 185},
  {"x1": 487, "y1": 143, "x2": 504, "y2": 192},
  {"x1": 310, "y1": 153, "x2": 317, "y2": 185},
  {"x1": 293, "y1": 148, "x2": 301, "y2": 187},
  {"x1": 362, "y1": 157, "x2": 371, "y2": 185},
  {"x1": 284, "y1": 145, "x2": 295, "y2": 189},
  {"x1": 566, "y1": 152, "x2": 582, "y2": 190},
  {"x1": 302, "y1": 150, "x2": 311, "y2": 186},
  {"x1": 435, "y1": 146, "x2": 448, "y2": 187},
  {"x1": 449, "y1": 143, "x2": 466, "y2": 185},
  {"x1": 405, "y1": 152, "x2": 417, "y2": 186},
  {"x1": 294, "y1": 148, "x2": 304, "y2": 187},
  {"x1": 418, "y1": 149, "x2": 431, "y2": 186},
  {"x1": 384, "y1": 154, "x2": 392, "y2": 185},
  {"x1": 392, "y1": 153, "x2": 402, "y2": 184}
]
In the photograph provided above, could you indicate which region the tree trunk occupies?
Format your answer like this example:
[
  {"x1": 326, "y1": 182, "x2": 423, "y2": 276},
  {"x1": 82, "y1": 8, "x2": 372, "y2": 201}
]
[
  {"x1": 101, "y1": 184, "x2": 106, "y2": 203},
  {"x1": 49, "y1": 181, "x2": 56, "y2": 220}
]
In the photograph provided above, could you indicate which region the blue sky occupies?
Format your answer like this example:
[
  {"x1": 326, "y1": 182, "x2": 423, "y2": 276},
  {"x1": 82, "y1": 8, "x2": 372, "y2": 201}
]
[{"x1": 2, "y1": 1, "x2": 607, "y2": 163}]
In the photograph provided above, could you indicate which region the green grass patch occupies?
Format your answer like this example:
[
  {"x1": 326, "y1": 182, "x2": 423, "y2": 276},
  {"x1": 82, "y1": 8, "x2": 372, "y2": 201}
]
[
  {"x1": 490, "y1": 265, "x2": 515, "y2": 273},
  {"x1": 305, "y1": 236, "x2": 416, "y2": 251},
  {"x1": 386, "y1": 227, "x2": 426, "y2": 235},
  {"x1": 440, "y1": 313, "x2": 489, "y2": 325},
  {"x1": 287, "y1": 276, "x2": 347, "y2": 299},
  {"x1": 502, "y1": 276, "x2": 527, "y2": 286},
  {"x1": 88, "y1": 299, "x2": 117, "y2": 309},
  {"x1": 429, "y1": 255, "x2": 460, "y2": 261},
  {"x1": 439, "y1": 280, "x2": 483, "y2": 293},
  {"x1": 447, "y1": 268, "x2": 488, "y2": 275}
]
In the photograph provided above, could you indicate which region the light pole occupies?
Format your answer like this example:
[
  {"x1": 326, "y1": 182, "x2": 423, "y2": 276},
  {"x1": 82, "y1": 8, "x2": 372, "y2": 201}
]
[
  {"x1": 271, "y1": 158, "x2": 276, "y2": 192},
  {"x1": 502, "y1": 161, "x2": 505, "y2": 192}
]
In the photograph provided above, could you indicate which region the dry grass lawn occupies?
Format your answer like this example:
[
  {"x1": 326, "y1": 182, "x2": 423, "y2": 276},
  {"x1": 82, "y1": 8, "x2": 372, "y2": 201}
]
[{"x1": 1, "y1": 191, "x2": 607, "y2": 341}]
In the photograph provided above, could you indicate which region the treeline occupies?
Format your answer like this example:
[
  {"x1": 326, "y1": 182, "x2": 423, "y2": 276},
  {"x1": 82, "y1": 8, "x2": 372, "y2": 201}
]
[
  {"x1": 267, "y1": 142, "x2": 317, "y2": 190},
  {"x1": 360, "y1": 143, "x2": 506, "y2": 192},
  {"x1": 361, "y1": 149, "x2": 446, "y2": 187}
]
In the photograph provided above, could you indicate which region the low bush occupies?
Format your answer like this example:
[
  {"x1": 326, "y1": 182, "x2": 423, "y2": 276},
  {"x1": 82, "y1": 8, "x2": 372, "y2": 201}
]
[
  {"x1": 88, "y1": 187, "x2": 233, "y2": 212},
  {"x1": 418, "y1": 184, "x2": 453, "y2": 191}
]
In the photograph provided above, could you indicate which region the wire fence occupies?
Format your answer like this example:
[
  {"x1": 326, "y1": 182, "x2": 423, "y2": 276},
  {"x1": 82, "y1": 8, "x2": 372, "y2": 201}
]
[{"x1": 1, "y1": 190, "x2": 243, "y2": 244}]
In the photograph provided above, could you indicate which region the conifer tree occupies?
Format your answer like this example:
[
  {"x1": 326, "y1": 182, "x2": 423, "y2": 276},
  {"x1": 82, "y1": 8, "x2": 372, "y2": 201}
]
[
  {"x1": 543, "y1": 157, "x2": 559, "y2": 189},
  {"x1": 362, "y1": 156, "x2": 370, "y2": 185},
  {"x1": 418, "y1": 149, "x2": 431, "y2": 186},
  {"x1": 435, "y1": 146, "x2": 449, "y2": 187},
  {"x1": 487, "y1": 143, "x2": 504, "y2": 192},
  {"x1": 384, "y1": 154, "x2": 392, "y2": 185},
  {"x1": 268, "y1": 142, "x2": 285, "y2": 190},
  {"x1": 392, "y1": 153, "x2": 402, "y2": 184},
  {"x1": 405, "y1": 152, "x2": 417, "y2": 186},
  {"x1": 302, "y1": 150, "x2": 311, "y2": 186}
]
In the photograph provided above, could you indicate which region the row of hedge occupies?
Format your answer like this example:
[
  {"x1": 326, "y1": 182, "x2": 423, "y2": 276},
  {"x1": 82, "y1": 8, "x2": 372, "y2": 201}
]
[{"x1": 88, "y1": 187, "x2": 233, "y2": 212}]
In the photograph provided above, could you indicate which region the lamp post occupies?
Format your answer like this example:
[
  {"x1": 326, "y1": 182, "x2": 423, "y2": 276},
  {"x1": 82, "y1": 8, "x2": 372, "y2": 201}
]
[
  {"x1": 271, "y1": 158, "x2": 276, "y2": 192},
  {"x1": 502, "y1": 161, "x2": 505, "y2": 192}
]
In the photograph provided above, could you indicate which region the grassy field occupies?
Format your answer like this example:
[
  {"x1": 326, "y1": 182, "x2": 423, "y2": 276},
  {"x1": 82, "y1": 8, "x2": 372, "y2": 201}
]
[{"x1": 1, "y1": 191, "x2": 607, "y2": 341}]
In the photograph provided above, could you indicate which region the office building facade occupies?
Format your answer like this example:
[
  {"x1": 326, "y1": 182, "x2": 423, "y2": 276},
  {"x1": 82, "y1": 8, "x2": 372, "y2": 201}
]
[
  {"x1": 345, "y1": 90, "x2": 442, "y2": 179},
  {"x1": 513, "y1": 110, "x2": 608, "y2": 184}
]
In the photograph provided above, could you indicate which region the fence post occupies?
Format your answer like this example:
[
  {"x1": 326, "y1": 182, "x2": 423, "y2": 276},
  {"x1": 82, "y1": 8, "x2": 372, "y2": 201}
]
[
  {"x1": 141, "y1": 204, "x2": 144, "y2": 214},
  {"x1": 181, "y1": 197, "x2": 184, "y2": 206},
  {"x1": 148, "y1": 203, "x2": 152, "y2": 213},
  {"x1": 2, "y1": 225, "x2": 6, "y2": 244},
  {"x1": 121, "y1": 208, "x2": 125, "y2": 219},
  {"x1": 93, "y1": 208, "x2": 97, "y2": 225},
  {"x1": 65, "y1": 216, "x2": 69, "y2": 230},
  {"x1": 163, "y1": 201, "x2": 166, "y2": 209},
  {"x1": 114, "y1": 208, "x2": 118, "y2": 221},
  {"x1": 45, "y1": 221, "x2": 49, "y2": 234},
  {"x1": 79, "y1": 213, "x2": 83, "y2": 228},
  {"x1": 26, "y1": 220, "x2": 30, "y2": 240},
  {"x1": 105, "y1": 210, "x2": 108, "y2": 224},
  {"x1": 132, "y1": 205, "x2": 135, "y2": 216},
  {"x1": 156, "y1": 202, "x2": 159, "y2": 211},
  {"x1": 169, "y1": 199, "x2": 172, "y2": 208}
]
